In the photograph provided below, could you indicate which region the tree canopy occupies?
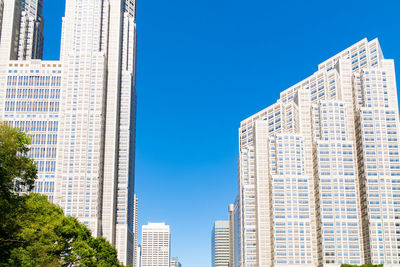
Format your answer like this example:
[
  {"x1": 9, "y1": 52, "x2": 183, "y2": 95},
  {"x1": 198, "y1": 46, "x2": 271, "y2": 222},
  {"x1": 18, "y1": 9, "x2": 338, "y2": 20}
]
[
  {"x1": 0, "y1": 121, "x2": 37, "y2": 197},
  {"x1": 0, "y1": 122, "x2": 124, "y2": 266},
  {"x1": 4, "y1": 194, "x2": 124, "y2": 267}
]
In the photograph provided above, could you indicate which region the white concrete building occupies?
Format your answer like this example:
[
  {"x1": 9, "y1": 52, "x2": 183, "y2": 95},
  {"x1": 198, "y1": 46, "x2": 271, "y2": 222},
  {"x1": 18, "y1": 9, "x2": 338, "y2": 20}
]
[
  {"x1": 0, "y1": 0, "x2": 138, "y2": 265},
  {"x1": 212, "y1": 220, "x2": 230, "y2": 267},
  {"x1": 136, "y1": 244, "x2": 142, "y2": 267},
  {"x1": 1, "y1": 60, "x2": 62, "y2": 200},
  {"x1": 229, "y1": 204, "x2": 235, "y2": 267},
  {"x1": 133, "y1": 195, "x2": 139, "y2": 266},
  {"x1": 17, "y1": 0, "x2": 44, "y2": 59},
  {"x1": 141, "y1": 223, "x2": 171, "y2": 267},
  {"x1": 237, "y1": 38, "x2": 400, "y2": 266},
  {"x1": 0, "y1": 0, "x2": 44, "y2": 60}
]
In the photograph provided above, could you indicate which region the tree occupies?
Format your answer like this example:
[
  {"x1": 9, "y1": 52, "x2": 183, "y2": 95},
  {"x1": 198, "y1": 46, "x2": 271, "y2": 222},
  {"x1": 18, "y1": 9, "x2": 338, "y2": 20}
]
[
  {"x1": 0, "y1": 121, "x2": 37, "y2": 197},
  {"x1": 0, "y1": 122, "x2": 38, "y2": 263},
  {"x1": 5, "y1": 194, "x2": 124, "y2": 267},
  {"x1": 0, "y1": 123, "x2": 124, "y2": 266}
]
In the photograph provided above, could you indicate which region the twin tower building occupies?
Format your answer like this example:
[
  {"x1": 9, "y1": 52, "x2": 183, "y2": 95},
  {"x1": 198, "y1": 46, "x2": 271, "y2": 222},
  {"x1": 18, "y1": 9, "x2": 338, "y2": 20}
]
[
  {"x1": 235, "y1": 38, "x2": 400, "y2": 267},
  {"x1": 0, "y1": 0, "x2": 137, "y2": 265}
]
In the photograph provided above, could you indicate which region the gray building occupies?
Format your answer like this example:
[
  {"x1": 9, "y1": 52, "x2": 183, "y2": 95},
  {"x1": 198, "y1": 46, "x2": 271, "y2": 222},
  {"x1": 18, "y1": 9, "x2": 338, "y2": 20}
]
[{"x1": 212, "y1": 221, "x2": 230, "y2": 267}]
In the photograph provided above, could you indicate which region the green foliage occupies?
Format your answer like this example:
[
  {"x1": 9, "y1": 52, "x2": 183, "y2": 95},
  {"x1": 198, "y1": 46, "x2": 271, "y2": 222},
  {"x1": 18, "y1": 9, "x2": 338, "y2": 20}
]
[
  {"x1": 0, "y1": 123, "x2": 124, "y2": 266},
  {"x1": 0, "y1": 121, "x2": 37, "y2": 197},
  {"x1": 2, "y1": 194, "x2": 124, "y2": 266},
  {"x1": 0, "y1": 122, "x2": 38, "y2": 264}
]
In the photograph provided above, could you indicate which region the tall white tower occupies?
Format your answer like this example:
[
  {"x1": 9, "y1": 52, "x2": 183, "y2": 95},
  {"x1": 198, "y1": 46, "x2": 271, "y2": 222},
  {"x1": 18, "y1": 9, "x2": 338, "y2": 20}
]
[
  {"x1": 141, "y1": 223, "x2": 171, "y2": 267},
  {"x1": 55, "y1": 0, "x2": 137, "y2": 264},
  {"x1": 0, "y1": 0, "x2": 138, "y2": 265},
  {"x1": 17, "y1": 0, "x2": 44, "y2": 59},
  {"x1": 237, "y1": 38, "x2": 400, "y2": 266},
  {"x1": 133, "y1": 195, "x2": 139, "y2": 266}
]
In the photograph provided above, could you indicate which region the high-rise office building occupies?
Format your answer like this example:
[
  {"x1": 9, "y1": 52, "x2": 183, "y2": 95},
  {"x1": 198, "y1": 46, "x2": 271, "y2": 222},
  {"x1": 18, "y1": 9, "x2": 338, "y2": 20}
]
[
  {"x1": 133, "y1": 195, "x2": 139, "y2": 266},
  {"x1": 0, "y1": 0, "x2": 137, "y2": 265},
  {"x1": 233, "y1": 197, "x2": 241, "y2": 267},
  {"x1": 236, "y1": 38, "x2": 400, "y2": 266},
  {"x1": 2, "y1": 60, "x2": 62, "y2": 200},
  {"x1": 17, "y1": 0, "x2": 44, "y2": 60},
  {"x1": 141, "y1": 222, "x2": 171, "y2": 267},
  {"x1": 136, "y1": 244, "x2": 142, "y2": 267},
  {"x1": 212, "y1": 220, "x2": 230, "y2": 267},
  {"x1": 0, "y1": 0, "x2": 43, "y2": 60},
  {"x1": 229, "y1": 204, "x2": 235, "y2": 267},
  {"x1": 170, "y1": 256, "x2": 182, "y2": 267}
]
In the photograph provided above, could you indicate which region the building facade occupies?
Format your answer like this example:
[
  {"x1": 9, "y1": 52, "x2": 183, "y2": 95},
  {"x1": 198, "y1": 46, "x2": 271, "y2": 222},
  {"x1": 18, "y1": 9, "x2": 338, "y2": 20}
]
[
  {"x1": 136, "y1": 244, "x2": 142, "y2": 267},
  {"x1": 229, "y1": 204, "x2": 235, "y2": 267},
  {"x1": 17, "y1": 0, "x2": 44, "y2": 60},
  {"x1": 237, "y1": 38, "x2": 400, "y2": 266},
  {"x1": 133, "y1": 195, "x2": 139, "y2": 266},
  {"x1": 2, "y1": 60, "x2": 62, "y2": 200},
  {"x1": 0, "y1": 0, "x2": 138, "y2": 265},
  {"x1": 141, "y1": 223, "x2": 171, "y2": 267},
  {"x1": 212, "y1": 220, "x2": 230, "y2": 267}
]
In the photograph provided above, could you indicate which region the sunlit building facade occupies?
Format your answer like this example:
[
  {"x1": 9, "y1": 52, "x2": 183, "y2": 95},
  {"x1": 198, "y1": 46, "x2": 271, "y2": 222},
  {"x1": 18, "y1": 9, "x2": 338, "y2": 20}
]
[
  {"x1": 141, "y1": 223, "x2": 171, "y2": 267},
  {"x1": 133, "y1": 195, "x2": 139, "y2": 266},
  {"x1": 0, "y1": 0, "x2": 138, "y2": 265},
  {"x1": 212, "y1": 220, "x2": 230, "y2": 267},
  {"x1": 1, "y1": 60, "x2": 61, "y2": 200},
  {"x1": 237, "y1": 38, "x2": 400, "y2": 266},
  {"x1": 17, "y1": 0, "x2": 44, "y2": 60}
]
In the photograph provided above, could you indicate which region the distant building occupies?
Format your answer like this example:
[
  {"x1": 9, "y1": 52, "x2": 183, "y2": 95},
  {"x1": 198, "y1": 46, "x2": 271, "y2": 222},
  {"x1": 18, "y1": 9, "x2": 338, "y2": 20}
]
[
  {"x1": 170, "y1": 256, "x2": 182, "y2": 267},
  {"x1": 133, "y1": 195, "x2": 139, "y2": 266},
  {"x1": 233, "y1": 198, "x2": 240, "y2": 267},
  {"x1": 228, "y1": 204, "x2": 234, "y2": 267},
  {"x1": 135, "y1": 244, "x2": 141, "y2": 267},
  {"x1": 141, "y1": 223, "x2": 170, "y2": 267},
  {"x1": 212, "y1": 221, "x2": 230, "y2": 267}
]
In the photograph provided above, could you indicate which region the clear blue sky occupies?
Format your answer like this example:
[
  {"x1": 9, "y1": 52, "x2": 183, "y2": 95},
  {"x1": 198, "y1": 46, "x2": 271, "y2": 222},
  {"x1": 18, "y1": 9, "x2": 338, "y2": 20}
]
[{"x1": 43, "y1": 1, "x2": 400, "y2": 266}]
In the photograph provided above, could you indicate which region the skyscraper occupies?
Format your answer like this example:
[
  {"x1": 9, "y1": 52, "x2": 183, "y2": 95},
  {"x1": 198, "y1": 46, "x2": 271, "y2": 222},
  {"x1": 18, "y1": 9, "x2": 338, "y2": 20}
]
[
  {"x1": 0, "y1": 0, "x2": 137, "y2": 265},
  {"x1": 0, "y1": 0, "x2": 43, "y2": 61},
  {"x1": 212, "y1": 220, "x2": 230, "y2": 267},
  {"x1": 133, "y1": 195, "x2": 139, "y2": 266},
  {"x1": 141, "y1": 222, "x2": 171, "y2": 267},
  {"x1": 236, "y1": 38, "x2": 400, "y2": 266},
  {"x1": 229, "y1": 204, "x2": 235, "y2": 267},
  {"x1": 2, "y1": 60, "x2": 62, "y2": 201},
  {"x1": 17, "y1": 0, "x2": 44, "y2": 60},
  {"x1": 136, "y1": 244, "x2": 142, "y2": 267}
]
